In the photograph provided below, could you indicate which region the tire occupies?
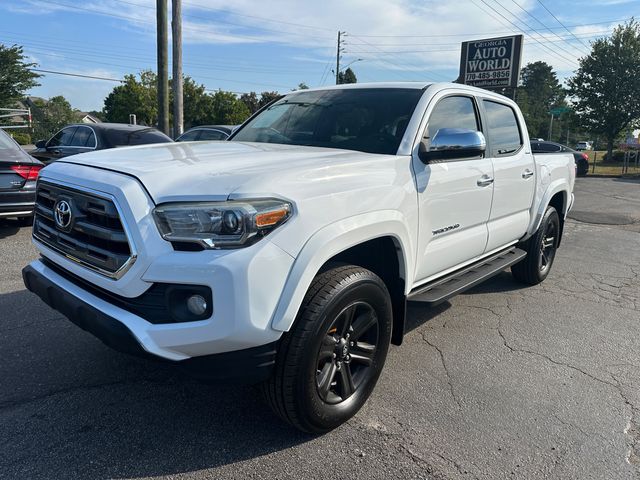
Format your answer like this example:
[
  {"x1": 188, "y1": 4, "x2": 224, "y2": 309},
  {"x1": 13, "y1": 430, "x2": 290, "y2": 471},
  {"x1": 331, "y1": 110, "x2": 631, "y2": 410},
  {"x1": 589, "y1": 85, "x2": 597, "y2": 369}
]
[
  {"x1": 263, "y1": 264, "x2": 392, "y2": 433},
  {"x1": 511, "y1": 206, "x2": 560, "y2": 285}
]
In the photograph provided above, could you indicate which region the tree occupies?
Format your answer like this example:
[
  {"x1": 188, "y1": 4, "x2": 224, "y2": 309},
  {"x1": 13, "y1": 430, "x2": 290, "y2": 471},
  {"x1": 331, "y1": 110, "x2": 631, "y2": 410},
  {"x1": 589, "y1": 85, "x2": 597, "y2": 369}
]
[
  {"x1": 294, "y1": 82, "x2": 309, "y2": 90},
  {"x1": 240, "y1": 92, "x2": 260, "y2": 114},
  {"x1": 568, "y1": 19, "x2": 640, "y2": 158},
  {"x1": 0, "y1": 44, "x2": 41, "y2": 107},
  {"x1": 515, "y1": 61, "x2": 565, "y2": 140},
  {"x1": 337, "y1": 67, "x2": 357, "y2": 84},
  {"x1": 258, "y1": 91, "x2": 281, "y2": 108},
  {"x1": 31, "y1": 95, "x2": 76, "y2": 141},
  {"x1": 179, "y1": 76, "x2": 214, "y2": 129},
  {"x1": 210, "y1": 90, "x2": 250, "y2": 124},
  {"x1": 103, "y1": 71, "x2": 158, "y2": 125}
]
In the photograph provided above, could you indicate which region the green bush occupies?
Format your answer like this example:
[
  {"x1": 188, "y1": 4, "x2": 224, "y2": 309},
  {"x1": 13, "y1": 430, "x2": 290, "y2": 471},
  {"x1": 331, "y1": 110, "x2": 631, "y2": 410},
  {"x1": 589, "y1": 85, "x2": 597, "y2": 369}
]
[
  {"x1": 602, "y1": 150, "x2": 626, "y2": 163},
  {"x1": 8, "y1": 131, "x2": 31, "y2": 145}
]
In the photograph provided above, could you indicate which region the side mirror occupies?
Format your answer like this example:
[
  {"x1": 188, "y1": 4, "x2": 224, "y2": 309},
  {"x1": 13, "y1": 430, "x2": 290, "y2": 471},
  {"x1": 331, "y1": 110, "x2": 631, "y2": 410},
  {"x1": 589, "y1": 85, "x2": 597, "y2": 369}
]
[
  {"x1": 419, "y1": 128, "x2": 486, "y2": 163},
  {"x1": 35, "y1": 140, "x2": 47, "y2": 149}
]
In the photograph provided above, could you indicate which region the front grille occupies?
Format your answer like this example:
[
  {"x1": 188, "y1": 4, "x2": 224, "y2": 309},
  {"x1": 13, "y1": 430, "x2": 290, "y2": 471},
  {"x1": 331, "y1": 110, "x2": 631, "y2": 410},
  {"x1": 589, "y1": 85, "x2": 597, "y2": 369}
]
[{"x1": 33, "y1": 181, "x2": 135, "y2": 279}]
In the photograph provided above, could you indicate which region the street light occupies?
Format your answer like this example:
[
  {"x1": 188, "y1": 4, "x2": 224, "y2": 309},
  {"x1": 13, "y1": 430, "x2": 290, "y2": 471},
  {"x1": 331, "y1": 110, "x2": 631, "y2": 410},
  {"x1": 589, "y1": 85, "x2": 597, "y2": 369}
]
[{"x1": 335, "y1": 58, "x2": 364, "y2": 85}]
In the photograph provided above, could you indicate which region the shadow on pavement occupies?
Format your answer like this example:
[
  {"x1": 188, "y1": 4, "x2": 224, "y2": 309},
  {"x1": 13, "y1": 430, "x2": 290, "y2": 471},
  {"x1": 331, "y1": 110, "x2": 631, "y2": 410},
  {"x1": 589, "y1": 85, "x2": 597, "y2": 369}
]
[
  {"x1": 0, "y1": 289, "x2": 312, "y2": 480},
  {"x1": 0, "y1": 219, "x2": 21, "y2": 239}
]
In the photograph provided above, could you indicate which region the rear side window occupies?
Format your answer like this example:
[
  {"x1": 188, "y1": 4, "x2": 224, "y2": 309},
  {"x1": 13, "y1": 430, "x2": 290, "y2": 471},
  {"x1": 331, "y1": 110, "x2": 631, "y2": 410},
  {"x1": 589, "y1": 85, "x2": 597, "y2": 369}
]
[
  {"x1": 483, "y1": 100, "x2": 522, "y2": 155},
  {"x1": 70, "y1": 127, "x2": 96, "y2": 147},
  {"x1": 425, "y1": 96, "x2": 479, "y2": 140}
]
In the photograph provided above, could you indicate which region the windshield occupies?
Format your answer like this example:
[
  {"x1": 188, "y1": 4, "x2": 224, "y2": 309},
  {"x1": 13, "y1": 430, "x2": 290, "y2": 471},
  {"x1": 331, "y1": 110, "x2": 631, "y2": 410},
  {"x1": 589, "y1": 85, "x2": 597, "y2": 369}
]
[
  {"x1": 0, "y1": 129, "x2": 21, "y2": 153},
  {"x1": 231, "y1": 88, "x2": 423, "y2": 155}
]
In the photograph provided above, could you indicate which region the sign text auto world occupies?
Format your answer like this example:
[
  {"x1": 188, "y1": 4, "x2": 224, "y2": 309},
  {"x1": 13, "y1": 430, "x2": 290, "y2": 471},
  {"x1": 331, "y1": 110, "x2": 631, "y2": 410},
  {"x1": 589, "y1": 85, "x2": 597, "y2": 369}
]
[{"x1": 457, "y1": 35, "x2": 523, "y2": 89}]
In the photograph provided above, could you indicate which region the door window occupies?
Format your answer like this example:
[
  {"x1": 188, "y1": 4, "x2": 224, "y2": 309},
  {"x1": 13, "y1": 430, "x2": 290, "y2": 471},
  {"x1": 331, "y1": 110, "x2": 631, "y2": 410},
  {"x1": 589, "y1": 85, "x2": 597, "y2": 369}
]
[
  {"x1": 178, "y1": 130, "x2": 200, "y2": 142},
  {"x1": 483, "y1": 100, "x2": 522, "y2": 155},
  {"x1": 199, "y1": 129, "x2": 228, "y2": 141},
  {"x1": 425, "y1": 96, "x2": 480, "y2": 141},
  {"x1": 48, "y1": 127, "x2": 77, "y2": 147}
]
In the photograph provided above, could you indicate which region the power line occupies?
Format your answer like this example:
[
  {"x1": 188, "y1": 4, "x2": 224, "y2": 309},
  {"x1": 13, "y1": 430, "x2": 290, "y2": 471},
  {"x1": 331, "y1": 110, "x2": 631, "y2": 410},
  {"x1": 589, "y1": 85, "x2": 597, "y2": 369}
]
[
  {"x1": 470, "y1": 0, "x2": 579, "y2": 67},
  {"x1": 535, "y1": 0, "x2": 592, "y2": 49},
  {"x1": 29, "y1": 68, "x2": 124, "y2": 82},
  {"x1": 347, "y1": 18, "x2": 631, "y2": 37},
  {"x1": 492, "y1": 0, "x2": 585, "y2": 59}
]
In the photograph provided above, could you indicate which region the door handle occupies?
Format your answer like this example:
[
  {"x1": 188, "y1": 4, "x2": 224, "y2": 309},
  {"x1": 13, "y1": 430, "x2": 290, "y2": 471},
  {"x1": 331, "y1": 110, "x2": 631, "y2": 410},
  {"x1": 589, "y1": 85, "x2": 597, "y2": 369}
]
[
  {"x1": 522, "y1": 169, "x2": 534, "y2": 179},
  {"x1": 477, "y1": 175, "x2": 494, "y2": 187}
]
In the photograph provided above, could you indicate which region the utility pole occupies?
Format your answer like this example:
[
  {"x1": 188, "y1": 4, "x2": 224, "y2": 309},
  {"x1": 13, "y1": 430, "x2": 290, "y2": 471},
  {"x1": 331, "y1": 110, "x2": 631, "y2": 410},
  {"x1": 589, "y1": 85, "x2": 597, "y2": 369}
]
[
  {"x1": 548, "y1": 113, "x2": 554, "y2": 141},
  {"x1": 335, "y1": 31, "x2": 342, "y2": 85},
  {"x1": 172, "y1": 0, "x2": 183, "y2": 138},
  {"x1": 156, "y1": 0, "x2": 169, "y2": 136}
]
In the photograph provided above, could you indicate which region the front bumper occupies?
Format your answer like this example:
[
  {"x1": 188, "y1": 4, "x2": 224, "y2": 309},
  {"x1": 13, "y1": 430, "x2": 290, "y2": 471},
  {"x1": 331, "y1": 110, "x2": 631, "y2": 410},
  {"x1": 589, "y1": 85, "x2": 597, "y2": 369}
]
[{"x1": 22, "y1": 263, "x2": 278, "y2": 383}]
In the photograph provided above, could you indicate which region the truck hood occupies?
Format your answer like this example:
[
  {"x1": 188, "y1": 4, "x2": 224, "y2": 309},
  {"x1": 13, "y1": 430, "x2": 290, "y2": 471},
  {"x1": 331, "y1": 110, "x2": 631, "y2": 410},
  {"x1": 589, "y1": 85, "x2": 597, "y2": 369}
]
[{"x1": 56, "y1": 141, "x2": 395, "y2": 204}]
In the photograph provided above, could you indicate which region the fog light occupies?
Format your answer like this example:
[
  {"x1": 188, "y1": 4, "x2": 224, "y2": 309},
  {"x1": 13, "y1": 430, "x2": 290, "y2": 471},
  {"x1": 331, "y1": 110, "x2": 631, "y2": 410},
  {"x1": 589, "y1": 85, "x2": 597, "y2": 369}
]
[{"x1": 186, "y1": 294, "x2": 208, "y2": 316}]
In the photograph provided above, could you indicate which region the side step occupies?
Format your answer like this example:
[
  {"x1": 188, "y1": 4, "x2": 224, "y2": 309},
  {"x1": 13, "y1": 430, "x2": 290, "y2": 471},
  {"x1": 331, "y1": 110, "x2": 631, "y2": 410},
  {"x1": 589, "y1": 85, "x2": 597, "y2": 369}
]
[{"x1": 407, "y1": 247, "x2": 527, "y2": 306}]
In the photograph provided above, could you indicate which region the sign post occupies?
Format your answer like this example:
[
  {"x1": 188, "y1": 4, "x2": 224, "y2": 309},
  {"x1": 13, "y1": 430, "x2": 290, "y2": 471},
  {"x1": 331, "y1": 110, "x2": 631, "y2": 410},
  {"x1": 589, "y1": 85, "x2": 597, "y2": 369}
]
[{"x1": 456, "y1": 35, "x2": 524, "y2": 96}]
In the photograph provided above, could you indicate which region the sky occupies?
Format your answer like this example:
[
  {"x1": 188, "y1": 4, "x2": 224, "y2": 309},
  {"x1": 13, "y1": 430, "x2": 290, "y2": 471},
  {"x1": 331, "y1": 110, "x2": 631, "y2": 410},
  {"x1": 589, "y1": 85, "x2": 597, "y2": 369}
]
[{"x1": 0, "y1": 0, "x2": 638, "y2": 112}]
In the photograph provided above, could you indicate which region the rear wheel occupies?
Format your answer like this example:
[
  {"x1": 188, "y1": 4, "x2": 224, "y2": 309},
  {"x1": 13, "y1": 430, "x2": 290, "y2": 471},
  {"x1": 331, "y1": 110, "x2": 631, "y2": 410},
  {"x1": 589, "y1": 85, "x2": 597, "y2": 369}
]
[
  {"x1": 511, "y1": 206, "x2": 560, "y2": 285},
  {"x1": 263, "y1": 265, "x2": 392, "y2": 433}
]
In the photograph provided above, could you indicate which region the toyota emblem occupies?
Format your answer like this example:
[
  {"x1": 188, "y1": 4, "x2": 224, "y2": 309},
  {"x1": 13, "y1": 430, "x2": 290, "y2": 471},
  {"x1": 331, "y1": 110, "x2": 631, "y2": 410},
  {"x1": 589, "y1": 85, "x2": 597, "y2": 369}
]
[{"x1": 54, "y1": 200, "x2": 72, "y2": 229}]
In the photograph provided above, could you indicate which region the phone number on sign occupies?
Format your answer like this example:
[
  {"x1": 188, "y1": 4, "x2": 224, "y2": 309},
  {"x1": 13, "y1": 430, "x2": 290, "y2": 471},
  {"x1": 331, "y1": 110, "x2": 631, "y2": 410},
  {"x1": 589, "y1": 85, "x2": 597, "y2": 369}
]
[{"x1": 465, "y1": 71, "x2": 510, "y2": 80}]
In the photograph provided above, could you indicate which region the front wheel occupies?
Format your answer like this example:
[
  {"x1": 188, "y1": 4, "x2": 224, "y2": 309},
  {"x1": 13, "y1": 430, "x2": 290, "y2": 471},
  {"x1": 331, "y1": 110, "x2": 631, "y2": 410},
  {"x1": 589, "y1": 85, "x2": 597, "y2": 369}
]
[
  {"x1": 262, "y1": 265, "x2": 392, "y2": 433},
  {"x1": 511, "y1": 205, "x2": 560, "y2": 285}
]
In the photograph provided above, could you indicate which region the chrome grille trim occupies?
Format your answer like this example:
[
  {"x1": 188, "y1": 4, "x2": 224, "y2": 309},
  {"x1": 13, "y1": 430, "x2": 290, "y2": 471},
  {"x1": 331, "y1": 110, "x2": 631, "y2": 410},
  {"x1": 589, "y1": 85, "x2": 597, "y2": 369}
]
[{"x1": 33, "y1": 180, "x2": 138, "y2": 280}]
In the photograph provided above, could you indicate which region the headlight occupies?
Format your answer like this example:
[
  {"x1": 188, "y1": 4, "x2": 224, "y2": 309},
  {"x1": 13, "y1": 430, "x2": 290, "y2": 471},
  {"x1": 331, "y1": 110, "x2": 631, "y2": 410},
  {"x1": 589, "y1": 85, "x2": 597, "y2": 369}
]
[{"x1": 153, "y1": 199, "x2": 292, "y2": 249}]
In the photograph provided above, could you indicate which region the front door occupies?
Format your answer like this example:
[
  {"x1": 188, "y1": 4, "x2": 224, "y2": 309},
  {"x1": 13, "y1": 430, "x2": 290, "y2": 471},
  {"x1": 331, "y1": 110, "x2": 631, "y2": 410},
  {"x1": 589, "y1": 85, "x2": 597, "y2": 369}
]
[{"x1": 412, "y1": 94, "x2": 494, "y2": 283}]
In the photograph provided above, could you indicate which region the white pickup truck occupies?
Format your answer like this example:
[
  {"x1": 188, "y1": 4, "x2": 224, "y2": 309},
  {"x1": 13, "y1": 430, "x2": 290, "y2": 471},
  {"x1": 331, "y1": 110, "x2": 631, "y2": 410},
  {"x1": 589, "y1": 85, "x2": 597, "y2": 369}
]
[{"x1": 23, "y1": 82, "x2": 575, "y2": 432}]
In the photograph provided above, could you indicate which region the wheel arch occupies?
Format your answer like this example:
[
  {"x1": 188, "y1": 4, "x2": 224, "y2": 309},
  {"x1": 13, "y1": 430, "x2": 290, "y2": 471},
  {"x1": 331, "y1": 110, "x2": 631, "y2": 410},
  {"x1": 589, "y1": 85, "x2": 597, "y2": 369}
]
[
  {"x1": 270, "y1": 211, "x2": 414, "y2": 346},
  {"x1": 524, "y1": 181, "x2": 570, "y2": 245}
]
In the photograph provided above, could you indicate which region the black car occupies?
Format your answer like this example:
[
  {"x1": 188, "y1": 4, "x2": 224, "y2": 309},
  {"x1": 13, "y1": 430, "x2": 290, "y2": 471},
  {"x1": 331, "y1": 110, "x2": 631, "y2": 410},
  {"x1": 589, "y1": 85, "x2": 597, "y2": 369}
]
[
  {"x1": 176, "y1": 125, "x2": 234, "y2": 142},
  {"x1": 530, "y1": 140, "x2": 589, "y2": 176},
  {"x1": 0, "y1": 129, "x2": 43, "y2": 224},
  {"x1": 30, "y1": 123, "x2": 173, "y2": 164}
]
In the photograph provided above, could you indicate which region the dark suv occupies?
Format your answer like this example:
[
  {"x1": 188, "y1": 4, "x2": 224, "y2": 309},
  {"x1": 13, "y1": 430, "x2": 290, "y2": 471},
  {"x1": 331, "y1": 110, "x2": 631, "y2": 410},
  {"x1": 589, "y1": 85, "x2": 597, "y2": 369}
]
[
  {"x1": 31, "y1": 123, "x2": 172, "y2": 164},
  {"x1": 0, "y1": 129, "x2": 43, "y2": 224}
]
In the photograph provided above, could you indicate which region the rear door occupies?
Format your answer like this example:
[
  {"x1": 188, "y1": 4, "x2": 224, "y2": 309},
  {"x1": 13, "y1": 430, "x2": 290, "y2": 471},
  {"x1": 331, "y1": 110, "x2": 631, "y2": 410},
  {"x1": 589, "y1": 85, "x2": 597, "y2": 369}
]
[{"x1": 481, "y1": 99, "x2": 535, "y2": 252}]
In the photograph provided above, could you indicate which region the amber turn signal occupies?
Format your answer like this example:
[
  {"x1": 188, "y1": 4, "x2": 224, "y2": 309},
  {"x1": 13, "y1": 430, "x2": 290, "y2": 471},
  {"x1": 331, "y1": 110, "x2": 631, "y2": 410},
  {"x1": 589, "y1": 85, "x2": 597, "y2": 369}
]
[{"x1": 255, "y1": 207, "x2": 290, "y2": 228}]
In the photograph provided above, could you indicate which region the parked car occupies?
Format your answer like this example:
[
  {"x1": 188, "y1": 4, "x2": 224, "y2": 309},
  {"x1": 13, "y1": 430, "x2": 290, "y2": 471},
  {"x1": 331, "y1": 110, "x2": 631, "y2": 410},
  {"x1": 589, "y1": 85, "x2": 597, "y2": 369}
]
[
  {"x1": 575, "y1": 141, "x2": 592, "y2": 151},
  {"x1": 0, "y1": 129, "x2": 43, "y2": 225},
  {"x1": 176, "y1": 125, "x2": 234, "y2": 142},
  {"x1": 531, "y1": 140, "x2": 589, "y2": 176},
  {"x1": 23, "y1": 83, "x2": 575, "y2": 433},
  {"x1": 30, "y1": 123, "x2": 172, "y2": 163}
]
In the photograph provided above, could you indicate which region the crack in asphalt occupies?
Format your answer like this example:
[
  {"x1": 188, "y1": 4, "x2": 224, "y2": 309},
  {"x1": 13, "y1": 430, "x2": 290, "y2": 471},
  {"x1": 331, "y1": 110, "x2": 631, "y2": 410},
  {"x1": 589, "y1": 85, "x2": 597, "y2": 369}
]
[
  {"x1": 497, "y1": 323, "x2": 640, "y2": 471},
  {"x1": 399, "y1": 444, "x2": 472, "y2": 479},
  {"x1": 419, "y1": 332, "x2": 462, "y2": 411}
]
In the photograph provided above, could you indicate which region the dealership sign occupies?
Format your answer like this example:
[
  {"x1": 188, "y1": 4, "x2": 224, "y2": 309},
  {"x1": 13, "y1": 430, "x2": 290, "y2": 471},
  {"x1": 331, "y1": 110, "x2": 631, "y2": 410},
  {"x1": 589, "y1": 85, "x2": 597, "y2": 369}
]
[{"x1": 456, "y1": 35, "x2": 523, "y2": 89}]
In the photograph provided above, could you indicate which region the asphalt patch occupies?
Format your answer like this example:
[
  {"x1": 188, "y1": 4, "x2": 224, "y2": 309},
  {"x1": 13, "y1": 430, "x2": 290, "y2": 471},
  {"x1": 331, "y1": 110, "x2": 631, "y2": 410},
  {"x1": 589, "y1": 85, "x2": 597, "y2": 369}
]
[{"x1": 568, "y1": 210, "x2": 636, "y2": 225}]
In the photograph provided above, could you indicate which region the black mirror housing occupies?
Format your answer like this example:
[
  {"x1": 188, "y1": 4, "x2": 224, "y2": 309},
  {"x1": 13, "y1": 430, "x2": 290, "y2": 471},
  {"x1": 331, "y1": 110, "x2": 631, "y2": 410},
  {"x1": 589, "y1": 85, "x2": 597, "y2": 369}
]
[{"x1": 35, "y1": 140, "x2": 47, "y2": 149}]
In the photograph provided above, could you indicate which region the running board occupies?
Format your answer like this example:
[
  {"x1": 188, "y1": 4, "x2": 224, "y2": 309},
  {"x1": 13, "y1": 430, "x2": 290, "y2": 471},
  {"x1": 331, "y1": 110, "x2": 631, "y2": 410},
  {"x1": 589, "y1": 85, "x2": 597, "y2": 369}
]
[{"x1": 407, "y1": 247, "x2": 527, "y2": 306}]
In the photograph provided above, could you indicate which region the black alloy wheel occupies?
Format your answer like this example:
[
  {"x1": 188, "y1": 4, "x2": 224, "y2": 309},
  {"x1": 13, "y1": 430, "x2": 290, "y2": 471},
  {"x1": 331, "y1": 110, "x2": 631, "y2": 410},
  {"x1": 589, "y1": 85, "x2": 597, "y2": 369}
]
[
  {"x1": 316, "y1": 301, "x2": 379, "y2": 405},
  {"x1": 263, "y1": 265, "x2": 392, "y2": 433}
]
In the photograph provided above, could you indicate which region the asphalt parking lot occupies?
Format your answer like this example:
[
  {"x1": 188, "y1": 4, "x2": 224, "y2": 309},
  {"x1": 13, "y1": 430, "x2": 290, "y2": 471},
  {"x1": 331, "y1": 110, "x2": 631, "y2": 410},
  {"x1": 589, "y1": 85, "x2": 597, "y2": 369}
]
[{"x1": 1, "y1": 177, "x2": 639, "y2": 480}]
